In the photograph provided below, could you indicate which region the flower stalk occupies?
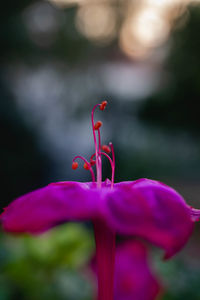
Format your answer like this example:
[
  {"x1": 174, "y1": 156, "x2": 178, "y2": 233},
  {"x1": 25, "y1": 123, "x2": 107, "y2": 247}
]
[{"x1": 94, "y1": 220, "x2": 116, "y2": 300}]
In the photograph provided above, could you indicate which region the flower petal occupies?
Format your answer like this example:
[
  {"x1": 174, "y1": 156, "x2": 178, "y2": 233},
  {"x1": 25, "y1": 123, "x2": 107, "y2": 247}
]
[
  {"x1": 1, "y1": 181, "x2": 100, "y2": 234},
  {"x1": 91, "y1": 240, "x2": 161, "y2": 300},
  {"x1": 114, "y1": 241, "x2": 161, "y2": 300},
  {"x1": 104, "y1": 179, "x2": 194, "y2": 258}
]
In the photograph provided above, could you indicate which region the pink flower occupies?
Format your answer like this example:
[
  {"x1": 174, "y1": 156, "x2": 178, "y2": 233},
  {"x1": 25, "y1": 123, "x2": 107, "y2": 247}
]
[{"x1": 1, "y1": 101, "x2": 194, "y2": 300}]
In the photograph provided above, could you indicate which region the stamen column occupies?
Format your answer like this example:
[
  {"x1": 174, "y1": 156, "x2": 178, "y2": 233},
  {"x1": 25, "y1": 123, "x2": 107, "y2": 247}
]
[{"x1": 91, "y1": 104, "x2": 102, "y2": 188}]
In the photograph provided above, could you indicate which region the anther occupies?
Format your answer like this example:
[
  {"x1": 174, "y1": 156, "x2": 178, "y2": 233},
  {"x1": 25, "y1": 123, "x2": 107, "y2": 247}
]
[
  {"x1": 101, "y1": 145, "x2": 111, "y2": 154},
  {"x1": 100, "y1": 101, "x2": 108, "y2": 111},
  {"x1": 94, "y1": 121, "x2": 102, "y2": 130},
  {"x1": 84, "y1": 162, "x2": 91, "y2": 170},
  {"x1": 72, "y1": 162, "x2": 78, "y2": 170},
  {"x1": 90, "y1": 159, "x2": 96, "y2": 166}
]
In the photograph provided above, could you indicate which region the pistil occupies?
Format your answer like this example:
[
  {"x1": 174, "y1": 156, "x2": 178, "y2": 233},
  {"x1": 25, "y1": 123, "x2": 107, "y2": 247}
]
[{"x1": 91, "y1": 104, "x2": 102, "y2": 188}]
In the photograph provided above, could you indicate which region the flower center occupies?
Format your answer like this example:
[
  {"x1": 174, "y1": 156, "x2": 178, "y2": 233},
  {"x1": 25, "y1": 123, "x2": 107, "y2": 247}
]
[{"x1": 72, "y1": 101, "x2": 115, "y2": 188}]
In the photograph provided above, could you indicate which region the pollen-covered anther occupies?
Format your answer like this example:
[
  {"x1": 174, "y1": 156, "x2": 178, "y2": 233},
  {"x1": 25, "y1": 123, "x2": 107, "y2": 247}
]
[
  {"x1": 94, "y1": 121, "x2": 102, "y2": 130},
  {"x1": 90, "y1": 159, "x2": 96, "y2": 166},
  {"x1": 100, "y1": 101, "x2": 108, "y2": 111},
  {"x1": 84, "y1": 163, "x2": 91, "y2": 170},
  {"x1": 101, "y1": 145, "x2": 111, "y2": 154},
  {"x1": 72, "y1": 162, "x2": 78, "y2": 170}
]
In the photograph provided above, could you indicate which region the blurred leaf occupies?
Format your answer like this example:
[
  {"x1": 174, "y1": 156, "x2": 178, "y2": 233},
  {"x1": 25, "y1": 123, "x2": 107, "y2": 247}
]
[{"x1": 0, "y1": 223, "x2": 94, "y2": 300}]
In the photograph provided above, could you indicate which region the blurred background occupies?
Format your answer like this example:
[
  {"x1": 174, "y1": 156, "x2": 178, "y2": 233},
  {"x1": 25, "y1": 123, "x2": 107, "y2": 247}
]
[{"x1": 1, "y1": 0, "x2": 200, "y2": 299}]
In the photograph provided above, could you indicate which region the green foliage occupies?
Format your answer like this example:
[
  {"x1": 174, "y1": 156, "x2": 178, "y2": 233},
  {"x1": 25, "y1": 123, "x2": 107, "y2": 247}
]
[
  {"x1": 162, "y1": 261, "x2": 200, "y2": 300},
  {"x1": 0, "y1": 223, "x2": 94, "y2": 300}
]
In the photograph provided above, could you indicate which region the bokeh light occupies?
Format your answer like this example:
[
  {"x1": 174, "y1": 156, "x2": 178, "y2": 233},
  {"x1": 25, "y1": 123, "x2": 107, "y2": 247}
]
[
  {"x1": 48, "y1": 0, "x2": 200, "y2": 59},
  {"x1": 23, "y1": 2, "x2": 62, "y2": 47},
  {"x1": 75, "y1": 4, "x2": 117, "y2": 44}
]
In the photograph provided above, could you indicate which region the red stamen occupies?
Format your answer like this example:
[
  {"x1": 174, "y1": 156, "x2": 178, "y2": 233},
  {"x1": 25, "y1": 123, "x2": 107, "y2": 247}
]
[
  {"x1": 91, "y1": 102, "x2": 108, "y2": 187},
  {"x1": 101, "y1": 145, "x2": 111, "y2": 154},
  {"x1": 90, "y1": 159, "x2": 96, "y2": 166},
  {"x1": 84, "y1": 162, "x2": 91, "y2": 170},
  {"x1": 91, "y1": 104, "x2": 101, "y2": 187},
  {"x1": 72, "y1": 162, "x2": 78, "y2": 170},
  {"x1": 100, "y1": 101, "x2": 108, "y2": 111},
  {"x1": 94, "y1": 121, "x2": 102, "y2": 131},
  {"x1": 72, "y1": 156, "x2": 95, "y2": 183},
  {"x1": 72, "y1": 101, "x2": 115, "y2": 188}
]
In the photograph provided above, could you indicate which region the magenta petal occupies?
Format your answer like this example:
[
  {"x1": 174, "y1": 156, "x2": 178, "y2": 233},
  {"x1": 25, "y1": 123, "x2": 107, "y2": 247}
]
[
  {"x1": 114, "y1": 241, "x2": 161, "y2": 300},
  {"x1": 1, "y1": 181, "x2": 99, "y2": 234},
  {"x1": 104, "y1": 179, "x2": 194, "y2": 258}
]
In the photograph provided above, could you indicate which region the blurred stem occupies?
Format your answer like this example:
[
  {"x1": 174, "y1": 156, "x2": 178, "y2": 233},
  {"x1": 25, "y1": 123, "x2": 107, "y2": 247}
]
[{"x1": 93, "y1": 220, "x2": 116, "y2": 300}]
